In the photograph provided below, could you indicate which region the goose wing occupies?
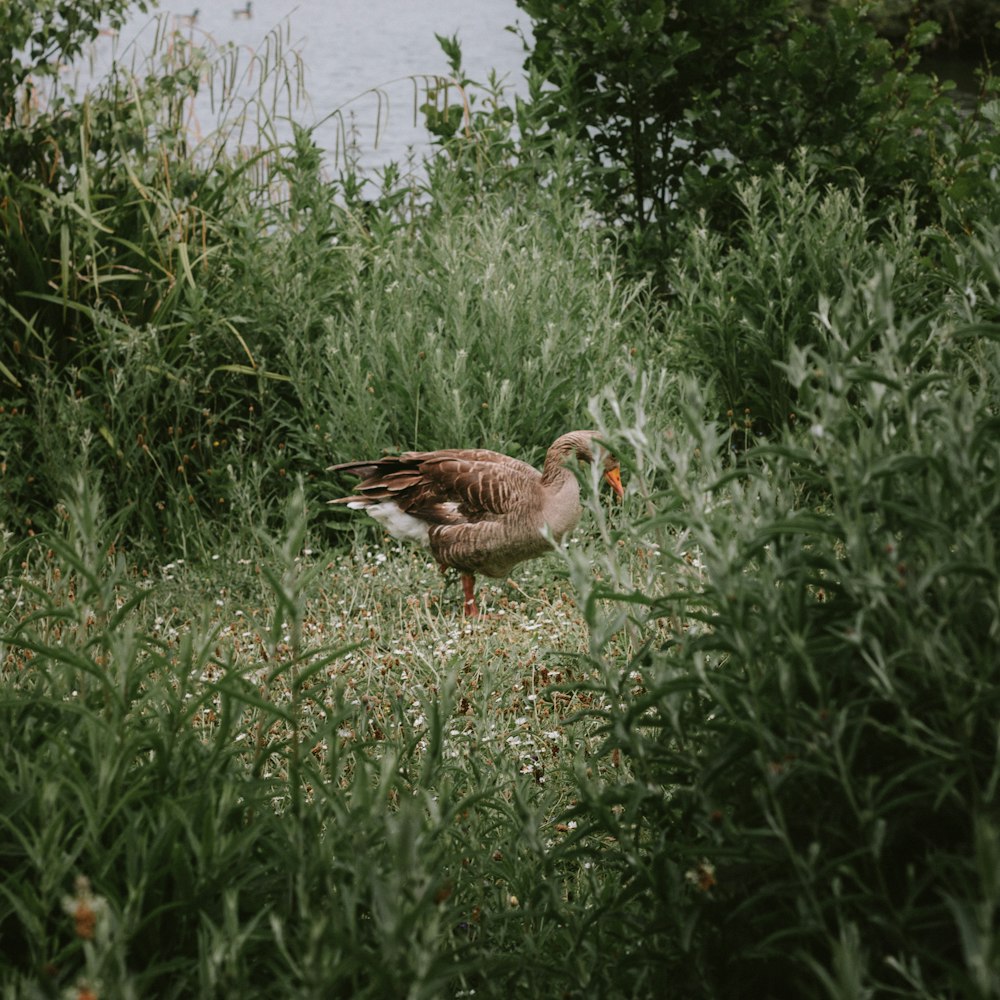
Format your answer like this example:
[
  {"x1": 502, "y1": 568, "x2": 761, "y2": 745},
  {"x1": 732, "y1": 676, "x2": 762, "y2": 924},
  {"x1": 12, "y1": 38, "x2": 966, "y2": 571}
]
[{"x1": 330, "y1": 449, "x2": 541, "y2": 525}]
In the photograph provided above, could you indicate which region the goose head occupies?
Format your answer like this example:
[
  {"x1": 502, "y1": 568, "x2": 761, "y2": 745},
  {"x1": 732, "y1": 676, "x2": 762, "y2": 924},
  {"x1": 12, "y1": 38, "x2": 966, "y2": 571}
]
[{"x1": 543, "y1": 430, "x2": 624, "y2": 499}]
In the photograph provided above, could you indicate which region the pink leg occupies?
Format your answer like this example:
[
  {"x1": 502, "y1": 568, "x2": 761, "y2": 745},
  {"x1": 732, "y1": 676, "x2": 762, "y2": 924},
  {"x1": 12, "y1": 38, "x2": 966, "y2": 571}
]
[{"x1": 461, "y1": 573, "x2": 479, "y2": 617}]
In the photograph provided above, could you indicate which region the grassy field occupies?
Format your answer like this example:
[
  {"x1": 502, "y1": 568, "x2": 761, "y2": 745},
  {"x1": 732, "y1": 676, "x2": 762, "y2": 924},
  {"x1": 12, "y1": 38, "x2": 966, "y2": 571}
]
[{"x1": 1, "y1": 474, "x2": 680, "y2": 998}]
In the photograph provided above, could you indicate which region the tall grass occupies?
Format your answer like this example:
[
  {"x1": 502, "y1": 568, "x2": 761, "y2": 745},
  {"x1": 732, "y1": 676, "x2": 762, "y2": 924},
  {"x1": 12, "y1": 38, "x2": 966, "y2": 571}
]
[
  {"x1": 1, "y1": 18, "x2": 652, "y2": 560},
  {"x1": 0, "y1": 472, "x2": 654, "y2": 997},
  {"x1": 2, "y1": 16, "x2": 313, "y2": 549}
]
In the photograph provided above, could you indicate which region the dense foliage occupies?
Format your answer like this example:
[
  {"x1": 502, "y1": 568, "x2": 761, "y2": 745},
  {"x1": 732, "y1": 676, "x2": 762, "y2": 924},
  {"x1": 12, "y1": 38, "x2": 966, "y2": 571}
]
[
  {"x1": 567, "y1": 209, "x2": 1000, "y2": 996},
  {"x1": 1, "y1": 0, "x2": 998, "y2": 996},
  {"x1": 806, "y1": 0, "x2": 1000, "y2": 51},
  {"x1": 517, "y1": 0, "x2": 1000, "y2": 274}
]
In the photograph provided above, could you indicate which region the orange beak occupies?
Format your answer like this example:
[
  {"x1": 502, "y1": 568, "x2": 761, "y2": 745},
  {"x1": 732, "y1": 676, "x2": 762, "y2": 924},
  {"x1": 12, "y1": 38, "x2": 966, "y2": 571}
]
[{"x1": 604, "y1": 466, "x2": 624, "y2": 499}]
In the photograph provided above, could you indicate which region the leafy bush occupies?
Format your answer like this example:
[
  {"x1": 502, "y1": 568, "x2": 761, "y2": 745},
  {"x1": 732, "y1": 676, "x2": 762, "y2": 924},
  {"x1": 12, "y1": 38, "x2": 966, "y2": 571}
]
[
  {"x1": 564, "y1": 233, "x2": 1000, "y2": 997},
  {"x1": 299, "y1": 189, "x2": 649, "y2": 450},
  {"x1": 514, "y1": 0, "x2": 984, "y2": 273},
  {"x1": 0, "y1": 0, "x2": 152, "y2": 129},
  {"x1": 804, "y1": 0, "x2": 1000, "y2": 52}
]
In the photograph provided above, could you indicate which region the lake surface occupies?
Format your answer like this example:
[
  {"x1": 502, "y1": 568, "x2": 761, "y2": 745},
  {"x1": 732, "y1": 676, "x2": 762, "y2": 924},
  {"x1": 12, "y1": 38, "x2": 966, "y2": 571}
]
[
  {"x1": 85, "y1": 0, "x2": 530, "y2": 171},
  {"x1": 72, "y1": 5, "x2": 982, "y2": 172}
]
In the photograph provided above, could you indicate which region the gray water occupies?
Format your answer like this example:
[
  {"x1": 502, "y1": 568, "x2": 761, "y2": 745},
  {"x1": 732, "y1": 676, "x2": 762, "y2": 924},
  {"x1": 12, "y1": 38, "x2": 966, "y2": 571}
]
[
  {"x1": 84, "y1": 0, "x2": 530, "y2": 171},
  {"x1": 72, "y1": 5, "x2": 982, "y2": 175}
]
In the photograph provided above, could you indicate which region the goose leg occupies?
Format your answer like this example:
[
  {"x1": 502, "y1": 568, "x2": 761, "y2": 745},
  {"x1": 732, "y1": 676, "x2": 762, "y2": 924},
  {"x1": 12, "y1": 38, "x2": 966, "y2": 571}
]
[
  {"x1": 437, "y1": 564, "x2": 479, "y2": 617},
  {"x1": 460, "y1": 573, "x2": 479, "y2": 617}
]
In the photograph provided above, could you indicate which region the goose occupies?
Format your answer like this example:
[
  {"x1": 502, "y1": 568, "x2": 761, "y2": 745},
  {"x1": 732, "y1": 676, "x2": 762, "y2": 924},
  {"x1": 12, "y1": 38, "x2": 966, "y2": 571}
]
[
  {"x1": 233, "y1": 1, "x2": 252, "y2": 17},
  {"x1": 329, "y1": 431, "x2": 624, "y2": 617}
]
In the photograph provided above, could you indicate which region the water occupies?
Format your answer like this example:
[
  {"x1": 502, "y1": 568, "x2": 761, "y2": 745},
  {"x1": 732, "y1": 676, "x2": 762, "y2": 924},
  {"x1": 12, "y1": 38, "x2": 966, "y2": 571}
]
[
  {"x1": 68, "y1": 5, "x2": 983, "y2": 173},
  {"x1": 84, "y1": 0, "x2": 531, "y2": 171}
]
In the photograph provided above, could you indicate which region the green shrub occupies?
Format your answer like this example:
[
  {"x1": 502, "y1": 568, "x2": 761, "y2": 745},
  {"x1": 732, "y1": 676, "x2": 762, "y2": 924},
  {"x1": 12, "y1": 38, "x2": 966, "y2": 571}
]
[
  {"x1": 661, "y1": 162, "x2": 934, "y2": 437},
  {"x1": 564, "y1": 242, "x2": 1000, "y2": 996},
  {"x1": 802, "y1": 0, "x2": 1000, "y2": 52},
  {"x1": 0, "y1": 1, "x2": 151, "y2": 129},
  {"x1": 514, "y1": 0, "x2": 980, "y2": 274},
  {"x1": 300, "y1": 189, "x2": 649, "y2": 449}
]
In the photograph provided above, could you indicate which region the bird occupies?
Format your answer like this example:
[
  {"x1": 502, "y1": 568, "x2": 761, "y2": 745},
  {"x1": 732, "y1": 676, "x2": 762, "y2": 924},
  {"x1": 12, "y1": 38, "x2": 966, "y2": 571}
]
[
  {"x1": 233, "y1": 1, "x2": 252, "y2": 17},
  {"x1": 329, "y1": 431, "x2": 624, "y2": 617},
  {"x1": 178, "y1": 9, "x2": 199, "y2": 26}
]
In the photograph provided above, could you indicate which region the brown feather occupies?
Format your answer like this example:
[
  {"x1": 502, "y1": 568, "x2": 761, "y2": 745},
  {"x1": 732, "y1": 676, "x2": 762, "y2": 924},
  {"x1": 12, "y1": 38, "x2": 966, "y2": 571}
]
[{"x1": 329, "y1": 431, "x2": 623, "y2": 616}]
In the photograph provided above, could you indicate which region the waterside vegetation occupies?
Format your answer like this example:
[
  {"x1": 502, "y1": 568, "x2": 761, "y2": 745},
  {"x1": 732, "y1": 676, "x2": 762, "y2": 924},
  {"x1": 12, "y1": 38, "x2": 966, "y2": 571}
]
[{"x1": 2, "y1": 1, "x2": 999, "y2": 995}]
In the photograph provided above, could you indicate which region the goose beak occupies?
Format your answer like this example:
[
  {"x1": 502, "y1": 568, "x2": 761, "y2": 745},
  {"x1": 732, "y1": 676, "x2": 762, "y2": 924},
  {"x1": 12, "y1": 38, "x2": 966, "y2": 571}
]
[{"x1": 604, "y1": 467, "x2": 624, "y2": 500}]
